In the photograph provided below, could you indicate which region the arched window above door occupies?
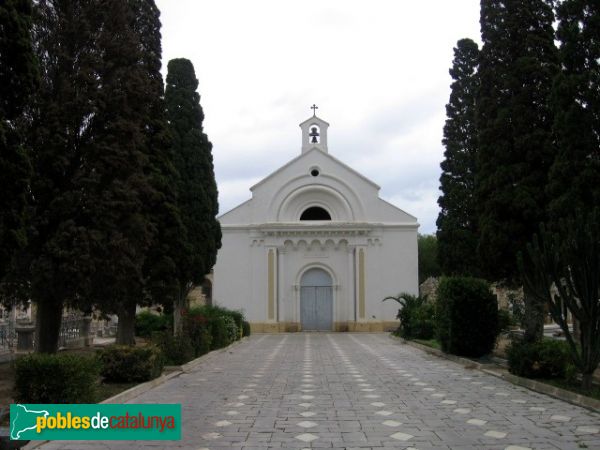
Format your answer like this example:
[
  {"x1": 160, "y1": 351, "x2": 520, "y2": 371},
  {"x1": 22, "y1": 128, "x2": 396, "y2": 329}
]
[{"x1": 300, "y1": 206, "x2": 331, "y2": 221}]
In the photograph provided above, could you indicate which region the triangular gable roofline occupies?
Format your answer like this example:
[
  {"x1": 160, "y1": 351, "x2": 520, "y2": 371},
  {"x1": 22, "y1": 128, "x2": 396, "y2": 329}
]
[
  {"x1": 249, "y1": 147, "x2": 380, "y2": 192},
  {"x1": 299, "y1": 115, "x2": 330, "y2": 127},
  {"x1": 379, "y1": 197, "x2": 418, "y2": 221},
  {"x1": 217, "y1": 198, "x2": 251, "y2": 220}
]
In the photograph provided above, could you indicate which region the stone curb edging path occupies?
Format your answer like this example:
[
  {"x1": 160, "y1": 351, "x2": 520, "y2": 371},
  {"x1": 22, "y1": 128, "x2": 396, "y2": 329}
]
[{"x1": 396, "y1": 335, "x2": 600, "y2": 413}]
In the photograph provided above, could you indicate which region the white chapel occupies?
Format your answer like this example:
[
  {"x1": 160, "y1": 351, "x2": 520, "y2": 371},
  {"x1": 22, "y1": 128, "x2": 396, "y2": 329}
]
[{"x1": 213, "y1": 110, "x2": 419, "y2": 332}]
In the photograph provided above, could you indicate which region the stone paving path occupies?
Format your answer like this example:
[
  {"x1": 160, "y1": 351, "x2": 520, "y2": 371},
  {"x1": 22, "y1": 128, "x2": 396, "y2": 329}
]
[{"x1": 37, "y1": 333, "x2": 600, "y2": 449}]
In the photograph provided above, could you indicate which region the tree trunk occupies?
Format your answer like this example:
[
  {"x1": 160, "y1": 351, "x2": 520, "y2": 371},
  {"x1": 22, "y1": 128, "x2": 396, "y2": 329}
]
[
  {"x1": 173, "y1": 284, "x2": 190, "y2": 335},
  {"x1": 522, "y1": 287, "x2": 544, "y2": 343},
  {"x1": 116, "y1": 302, "x2": 136, "y2": 346},
  {"x1": 35, "y1": 299, "x2": 64, "y2": 353},
  {"x1": 572, "y1": 317, "x2": 581, "y2": 342},
  {"x1": 581, "y1": 373, "x2": 593, "y2": 391}
]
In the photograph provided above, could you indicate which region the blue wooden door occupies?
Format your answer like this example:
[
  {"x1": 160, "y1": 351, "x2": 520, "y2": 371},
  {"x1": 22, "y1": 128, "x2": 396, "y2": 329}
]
[{"x1": 300, "y1": 269, "x2": 333, "y2": 331}]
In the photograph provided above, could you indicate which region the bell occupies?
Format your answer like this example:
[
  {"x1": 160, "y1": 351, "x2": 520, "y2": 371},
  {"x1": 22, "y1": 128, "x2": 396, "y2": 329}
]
[{"x1": 309, "y1": 126, "x2": 320, "y2": 143}]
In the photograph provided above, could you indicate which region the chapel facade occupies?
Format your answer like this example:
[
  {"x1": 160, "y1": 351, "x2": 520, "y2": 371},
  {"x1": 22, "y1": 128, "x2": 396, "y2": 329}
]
[{"x1": 213, "y1": 112, "x2": 419, "y2": 332}]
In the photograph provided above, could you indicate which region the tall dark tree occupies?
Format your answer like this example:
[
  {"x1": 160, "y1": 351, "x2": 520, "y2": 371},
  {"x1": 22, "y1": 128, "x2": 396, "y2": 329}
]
[
  {"x1": 28, "y1": 0, "x2": 100, "y2": 353},
  {"x1": 81, "y1": 0, "x2": 176, "y2": 346},
  {"x1": 0, "y1": 0, "x2": 37, "y2": 286},
  {"x1": 437, "y1": 38, "x2": 480, "y2": 277},
  {"x1": 136, "y1": 1, "x2": 187, "y2": 339},
  {"x1": 547, "y1": 0, "x2": 600, "y2": 220},
  {"x1": 165, "y1": 58, "x2": 221, "y2": 330},
  {"x1": 476, "y1": 0, "x2": 558, "y2": 342}
]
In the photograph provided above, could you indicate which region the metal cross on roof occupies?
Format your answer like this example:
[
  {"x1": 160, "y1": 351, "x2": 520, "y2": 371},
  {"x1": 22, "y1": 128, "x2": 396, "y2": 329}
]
[{"x1": 310, "y1": 104, "x2": 318, "y2": 116}]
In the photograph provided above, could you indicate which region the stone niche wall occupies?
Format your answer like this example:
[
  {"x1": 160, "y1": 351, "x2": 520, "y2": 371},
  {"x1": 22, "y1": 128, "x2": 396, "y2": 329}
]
[{"x1": 419, "y1": 277, "x2": 439, "y2": 303}]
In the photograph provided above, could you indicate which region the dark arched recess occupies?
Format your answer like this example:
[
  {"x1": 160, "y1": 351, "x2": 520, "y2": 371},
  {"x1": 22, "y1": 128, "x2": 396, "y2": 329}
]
[{"x1": 300, "y1": 206, "x2": 331, "y2": 221}]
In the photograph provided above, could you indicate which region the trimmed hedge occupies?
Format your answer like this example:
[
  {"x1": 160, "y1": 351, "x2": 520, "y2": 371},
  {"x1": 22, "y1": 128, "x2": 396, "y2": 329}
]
[
  {"x1": 14, "y1": 353, "x2": 100, "y2": 403},
  {"x1": 242, "y1": 320, "x2": 251, "y2": 337},
  {"x1": 154, "y1": 305, "x2": 245, "y2": 365},
  {"x1": 188, "y1": 305, "x2": 243, "y2": 350},
  {"x1": 507, "y1": 338, "x2": 571, "y2": 379},
  {"x1": 98, "y1": 345, "x2": 164, "y2": 382},
  {"x1": 208, "y1": 315, "x2": 234, "y2": 349},
  {"x1": 436, "y1": 276, "x2": 499, "y2": 358}
]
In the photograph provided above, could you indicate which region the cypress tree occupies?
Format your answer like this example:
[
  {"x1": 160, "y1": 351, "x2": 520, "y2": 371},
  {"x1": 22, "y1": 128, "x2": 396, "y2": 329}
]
[
  {"x1": 165, "y1": 58, "x2": 221, "y2": 329},
  {"x1": 476, "y1": 0, "x2": 558, "y2": 342},
  {"x1": 27, "y1": 0, "x2": 100, "y2": 352},
  {"x1": 0, "y1": 0, "x2": 37, "y2": 285},
  {"x1": 80, "y1": 0, "x2": 172, "y2": 346},
  {"x1": 547, "y1": 0, "x2": 600, "y2": 219},
  {"x1": 437, "y1": 38, "x2": 480, "y2": 277},
  {"x1": 136, "y1": 1, "x2": 187, "y2": 336}
]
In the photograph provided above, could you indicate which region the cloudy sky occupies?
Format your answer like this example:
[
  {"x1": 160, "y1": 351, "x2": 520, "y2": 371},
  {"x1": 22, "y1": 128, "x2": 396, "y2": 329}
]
[{"x1": 155, "y1": 0, "x2": 482, "y2": 234}]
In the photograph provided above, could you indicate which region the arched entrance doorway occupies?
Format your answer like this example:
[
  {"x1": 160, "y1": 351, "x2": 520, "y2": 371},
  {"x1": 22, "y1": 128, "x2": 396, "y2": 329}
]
[{"x1": 300, "y1": 268, "x2": 333, "y2": 331}]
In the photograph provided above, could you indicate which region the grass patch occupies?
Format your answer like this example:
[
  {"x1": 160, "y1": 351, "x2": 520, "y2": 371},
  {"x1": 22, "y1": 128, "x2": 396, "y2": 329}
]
[
  {"x1": 413, "y1": 338, "x2": 442, "y2": 350},
  {"x1": 542, "y1": 378, "x2": 600, "y2": 401}
]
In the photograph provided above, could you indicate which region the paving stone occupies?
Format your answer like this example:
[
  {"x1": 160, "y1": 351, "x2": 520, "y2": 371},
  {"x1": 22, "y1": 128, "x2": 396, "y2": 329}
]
[
  {"x1": 550, "y1": 414, "x2": 572, "y2": 422},
  {"x1": 467, "y1": 419, "x2": 487, "y2": 426},
  {"x1": 34, "y1": 333, "x2": 600, "y2": 450},
  {"x1": 382, "y1": 420, "x2": 402, "y2": 427},
  {"x1": 214, "y1": 420, "x2": 232, "y2": 427},
  {"x1": 390, "y1": 431, "x2": 414, "y2": 441},
  {"x1": 484, "y1": 430, "x2": 507, "y2": 438},
  {"x1": 295, "y1": 433, "x2": 318, "y2": 442}
]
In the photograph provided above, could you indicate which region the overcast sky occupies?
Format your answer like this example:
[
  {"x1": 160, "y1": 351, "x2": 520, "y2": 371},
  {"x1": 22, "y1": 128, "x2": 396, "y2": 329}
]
[{"x1": 155, "y1": 0, "x2": 482, "y2": 234}]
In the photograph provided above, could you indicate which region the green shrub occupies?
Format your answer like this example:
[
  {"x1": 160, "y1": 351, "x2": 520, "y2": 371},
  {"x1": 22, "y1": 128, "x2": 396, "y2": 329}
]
[
  {"x1": 189, "y1": 305, "x2": 245, "y2": 348},
  {"x1": 98, "y1": 345, "x2": 164, "y2": 382},
  {"x1": 394, "y1": 293, "x2": 421, "y2": 339},
  {"x1": 183, "y1": 310, "x2": 212, "y2": 357},
  {"x1": 209, "y1": 315, "x2": 232, "y2": 349},
  {"x1": 226, "y1": 309, "x2": 244, "y2": 335},
  {"x1": 384, "y1": 293, "x2": 435, "y2": 340},
  {"x1": 242, "y1": 320, "x2": 251, "y2": 337},
  {"x1": 135, "y1": 311, "x2": 171, "y2": 338},
  {"x1": 410, "y1": 302, "x2": 436, "y2": 339},
  {"x1": 15, "y1": 353, "x2": 100, "y2": 403},
  {"x1": 436, "y1": 276, "x2": 499, "y2": 357},
  {"x1": 507, "y1": 338, "x2": 571, "y2": 379},
  {"x1": 152, "y1": 332, "x2": 194, "y2": 366},
  {"x1": 193, "y1": 326, "x2": 212, "y2": 356},
  {"x1": 225, "y1": 316, "x2": 239, "y2": 343}
]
